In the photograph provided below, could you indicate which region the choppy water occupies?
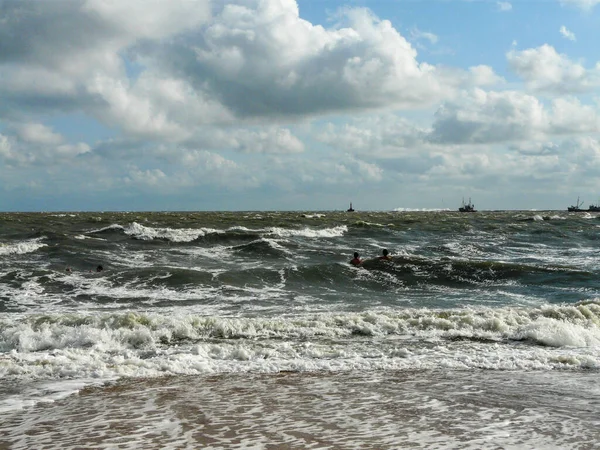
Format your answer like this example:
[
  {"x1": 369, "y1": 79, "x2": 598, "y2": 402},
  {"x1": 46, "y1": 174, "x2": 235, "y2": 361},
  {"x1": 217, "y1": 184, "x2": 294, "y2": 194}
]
[{"x1": 2, "y1": 210, "x2": 600, "y2": 448}]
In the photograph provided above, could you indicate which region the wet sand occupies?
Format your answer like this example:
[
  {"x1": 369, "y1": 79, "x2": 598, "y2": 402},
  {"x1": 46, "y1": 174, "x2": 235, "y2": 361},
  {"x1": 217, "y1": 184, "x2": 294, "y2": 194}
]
[{"x1": 1, "y1": 369, "x2": 600, "y2": 449}]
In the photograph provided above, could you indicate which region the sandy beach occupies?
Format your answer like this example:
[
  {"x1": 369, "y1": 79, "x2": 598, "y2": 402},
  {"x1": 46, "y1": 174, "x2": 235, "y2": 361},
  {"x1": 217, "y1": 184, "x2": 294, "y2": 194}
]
[{"x1": 2, "y1": 369, "x2": 599, "y2": 449}]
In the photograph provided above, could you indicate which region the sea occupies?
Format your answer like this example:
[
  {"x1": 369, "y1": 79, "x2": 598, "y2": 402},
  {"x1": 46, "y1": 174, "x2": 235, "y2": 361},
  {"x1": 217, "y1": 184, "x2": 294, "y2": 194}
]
[{"x1": 1, "y1": 210, "x2": 600, "y2": 449}]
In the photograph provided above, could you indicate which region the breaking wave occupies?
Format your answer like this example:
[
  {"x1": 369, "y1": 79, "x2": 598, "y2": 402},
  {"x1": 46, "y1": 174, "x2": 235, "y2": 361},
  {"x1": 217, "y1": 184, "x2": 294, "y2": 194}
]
[
  {"x1": 0, "y1": 238, "x2": 47, "y2": 256},
  {"x1": 87, "y1": 223, "x2": 348, "y2": 243},
  {"x1": 1, "y1": 301, "x2": 600, "y2": 386}
]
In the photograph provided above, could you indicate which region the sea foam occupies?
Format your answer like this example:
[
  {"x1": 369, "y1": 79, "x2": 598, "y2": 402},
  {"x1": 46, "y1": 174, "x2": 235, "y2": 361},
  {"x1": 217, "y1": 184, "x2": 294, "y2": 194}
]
[{"x1": 0, "y1": 238, "x2": 47, "y2": 256}]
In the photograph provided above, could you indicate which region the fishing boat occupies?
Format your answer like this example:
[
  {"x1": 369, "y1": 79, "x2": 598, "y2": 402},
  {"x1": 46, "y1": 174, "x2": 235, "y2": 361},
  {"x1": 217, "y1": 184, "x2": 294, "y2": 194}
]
[
  {"x1": 588, "y1": 200, "x2": 600, "y2": 211},
  {"x1": 458, "y1": 198, "x2": 476, "y2": 212},
  {"x1": 567, "y1": 197, "x2": 584, "y2": 212}
]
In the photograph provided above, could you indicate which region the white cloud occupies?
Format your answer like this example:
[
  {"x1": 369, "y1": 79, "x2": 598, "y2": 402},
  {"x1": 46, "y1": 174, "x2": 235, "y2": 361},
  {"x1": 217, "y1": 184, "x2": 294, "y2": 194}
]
[
  {"x1": 468, "y1": 65, "x2": 505, "y2": 86},
  {"x1": 314, "y1": 114, "x2": 584, "y2": 190},
  {"x1": 0, "y1": 135, "x2": 13, "y2": 160},
  {"x1": 168, "y1": 126, "x2": 305, "y2": 155},
  {"x1": 317, "y1": 115, "x2": 427, "y2": 158},
  {"x1": 410, "y1": 27, "x2": 439, "y2": 44},
  {"x1": 264, "y1": 153, "x2": 384, "y2": 188},
  {"x1": 166, "y1": 1, "x2": 479, "y2": 117},
  {"x1": 180, "y1": 150, "x2": 239, "y2": 171},
  {"x1": 0, "y1": 0, "x2": 495, "y2": 146},
  {"x1": 120, "y1": 150, "x2": 260, "y2": 192},
  {"x1": 16, "y1": 123, "x2": 64, "y2": 145},
  {"x1": 82, "y1": 0, "x2": 211, "y2": 40},
  {"x1": 233, "y1": 128, "x2": 305, "y2": 154},
  {"x1": 2, "y1": 0, "x2": 600, "y2": 211},
  {"x1": 429, "y1": 89, "x2": 549, "y2": 144},
  {"x1": 560, "y1": 0, "x2": 600, "y2": 10},
  {"x1": 559, "y1": 25, "x2": 576, "y2": 41},
  {"x1": 430, "y1": 89, "x2": 600, "y2": 145},
  {"x1": 324, "y1": 90, "x2": 599, "y2": 147},
  {"x1": 507, "y1": 44, "x2": 600, "y2": 93},
  {"x1": 549, "y1": 97, "x2": 600, "y2": 133},
  {"x1": 0, "y1": 0, "x2": 215, "y2": 132},
  {"x1": 0, "y1": 130, "x2": 90, "y2": 167},
  {"x1": 125, "y1": 168, "x2": 168, "y2": 187}
]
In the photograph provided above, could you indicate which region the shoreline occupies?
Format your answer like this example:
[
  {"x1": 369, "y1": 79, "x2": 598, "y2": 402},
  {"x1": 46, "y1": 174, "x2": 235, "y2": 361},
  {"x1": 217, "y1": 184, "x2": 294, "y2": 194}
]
[{"x1": 1, "y1": 369, "x2": 599, "y2": 449}]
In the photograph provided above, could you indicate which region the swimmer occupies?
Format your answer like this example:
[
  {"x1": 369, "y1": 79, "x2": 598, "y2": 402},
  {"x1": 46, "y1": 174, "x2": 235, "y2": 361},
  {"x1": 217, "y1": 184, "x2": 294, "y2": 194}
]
[
  {"x1": 350, "y1": 252, "x2": 362, "y2": 266},
  {"x1": 378, "y1": 249, "x2": 392, "y2": 260}
]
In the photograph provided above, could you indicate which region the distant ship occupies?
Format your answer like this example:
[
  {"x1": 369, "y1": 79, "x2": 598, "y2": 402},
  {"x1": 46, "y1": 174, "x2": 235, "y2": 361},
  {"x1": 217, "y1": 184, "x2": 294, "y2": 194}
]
[
  {"x1": 346, "y1": 202, "x2": 355, "y2": 212},
  {"x1": 588, "y1": 200, "x2": 600, "y2": 211},
  {"x1": 567, "y1": 197, "x2": 584, "y2": 212},
  {"x1": 458, "y1": 198, "x2": 476, "y2": 213}
]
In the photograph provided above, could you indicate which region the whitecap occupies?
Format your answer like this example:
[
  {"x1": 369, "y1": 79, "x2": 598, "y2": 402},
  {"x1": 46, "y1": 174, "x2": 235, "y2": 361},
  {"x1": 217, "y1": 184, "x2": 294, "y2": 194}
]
[{"x1": 0, "y1": 238, "x2": 47, "y2": 256}]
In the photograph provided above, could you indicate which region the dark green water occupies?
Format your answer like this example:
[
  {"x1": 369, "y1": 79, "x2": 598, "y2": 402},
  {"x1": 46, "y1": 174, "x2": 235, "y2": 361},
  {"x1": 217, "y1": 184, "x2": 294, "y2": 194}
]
[
  {"x1": 2, "y1": 210, "x2": 600, "y2": 315},
  {"x1": 1, "y1": 210, "x2": 600, "y2": 406}
]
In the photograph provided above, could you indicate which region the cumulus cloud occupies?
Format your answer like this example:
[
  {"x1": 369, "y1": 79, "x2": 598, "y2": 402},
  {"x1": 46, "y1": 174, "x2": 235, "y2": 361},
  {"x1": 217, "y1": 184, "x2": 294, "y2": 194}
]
[
  {"x1": 507, "y1": 44, "x2": 600, "y2": 93},
  {"x1": 509, "y1": 141, "x2": 561, "y2": 156},
  {"x1": 429, "y1": 89, "x2": 600, "y2": 145},
  {"x1": 429, "y1": 89, "x2": 549, "y2": 144},
  {"x1": 505, "y1": 137, "x2": 600, "y2": 181},
  {"x1": 0, "y1": 0, "x2": 502, "y2": 147},
  {"x1": 0, "y1": 0, "x2": 215, "y2": 134},
  {"x1": 0, "y1": 130, "x2": 90, "y2": 167},
  {"x1": 123, "y1": 150, "x2": 259, "y2": 191},
  {"x1": 1, "y1": 0, "x2": 599, "y2": 210},
  {"x1": 313, "y1": 108, "x2": 600, "y2": 194},
  {"x1": 15, "y1": 123, "x2": 64, "y2": 145},
  {"x1": 125, "y1": 168, "x2": 168, "y2": 187},
  {"x1": 232, "y1": 128, "x2": 305, "y2": 154},
  {"x1": 317, "y1": 115, "x2": 428, "y2": 158},
  {"x1": 468, "y1": 65, "x2": 505, "y2": 86},
  {"x1": 549, "y1": 97, "x2": 600, "y2": 133},
  {"x1": 0, "y1": 0, "x2": 211, "y2": 68},
  {"x1": 559, "y1": 25, "x2": 576, "y2": 41},
  {"x1": 158, "y1": 1, "x2": 496, "y2": 118},
  {"x1": 264, "y1": 153, "x2": 383, "y2": 189}
]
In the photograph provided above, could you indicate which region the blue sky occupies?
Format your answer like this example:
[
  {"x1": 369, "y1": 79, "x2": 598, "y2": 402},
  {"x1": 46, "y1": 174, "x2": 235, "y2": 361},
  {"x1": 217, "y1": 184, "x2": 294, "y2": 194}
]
[{"x1": 1, "y1": 0, "x2": 599, "y2": 211}]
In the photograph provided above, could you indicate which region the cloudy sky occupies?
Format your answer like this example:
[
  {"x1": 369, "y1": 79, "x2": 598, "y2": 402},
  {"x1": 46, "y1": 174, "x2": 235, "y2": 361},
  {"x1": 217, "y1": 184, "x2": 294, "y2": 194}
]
[{"x1": 1, "y1": 0, "x2": 599, "y2": 211}]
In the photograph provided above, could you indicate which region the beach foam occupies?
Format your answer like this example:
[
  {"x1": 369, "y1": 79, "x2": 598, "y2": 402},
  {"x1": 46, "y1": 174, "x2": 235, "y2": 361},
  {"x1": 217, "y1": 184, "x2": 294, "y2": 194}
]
[{"x1": 1, "y1": 370, "x2": 598, "y2": 449}]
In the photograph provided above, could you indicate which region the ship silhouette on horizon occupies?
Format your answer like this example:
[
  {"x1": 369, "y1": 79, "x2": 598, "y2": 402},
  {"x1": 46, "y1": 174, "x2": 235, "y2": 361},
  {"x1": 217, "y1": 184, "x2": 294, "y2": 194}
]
[{"x1": 458, "y1": 198, "x2": 476, "y2": 213}]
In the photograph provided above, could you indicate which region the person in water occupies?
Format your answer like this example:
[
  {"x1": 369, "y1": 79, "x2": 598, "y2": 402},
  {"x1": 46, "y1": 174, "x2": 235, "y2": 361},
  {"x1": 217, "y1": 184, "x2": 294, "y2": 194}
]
[
  {"x1": 96, "y1": 265, "x2": 104, "y2": 272},
  {"x1": 378, "y1": 249, "x2": 392, "y2": 260},
  {"x1": 350, "y1": 252, "x2": 362, "y2": 266}
]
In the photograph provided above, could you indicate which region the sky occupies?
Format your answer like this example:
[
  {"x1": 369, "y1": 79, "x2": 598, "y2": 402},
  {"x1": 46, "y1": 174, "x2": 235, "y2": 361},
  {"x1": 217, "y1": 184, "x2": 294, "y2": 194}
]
[{"x1": 1, "y1": 0, "x2": 600, "y2": 212}]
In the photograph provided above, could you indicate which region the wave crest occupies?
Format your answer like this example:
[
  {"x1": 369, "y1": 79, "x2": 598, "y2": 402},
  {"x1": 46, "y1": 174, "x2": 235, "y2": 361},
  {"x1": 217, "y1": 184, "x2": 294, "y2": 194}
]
[{"x1": 0, "y1": 238, "x2": 47, "y2": 256}]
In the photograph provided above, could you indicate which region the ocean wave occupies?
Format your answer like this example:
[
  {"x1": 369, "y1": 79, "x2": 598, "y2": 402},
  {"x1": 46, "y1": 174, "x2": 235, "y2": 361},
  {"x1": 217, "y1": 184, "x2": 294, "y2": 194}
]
[
  {"x1": 0, "y1": 238, "x2": 47, "y2": 256},
  {"x1": 86, "y1": 223, "x2": 347, "y2": 243},
  {"x1": 357, "y1": 254, "x2": 586, "y2": 285},
  {"x1": 1, "y1": 303, "x2": 599, "y2": 389},
  {"x1": 519, "y1": 214, "x2": 565, "y2": 222},
  {"x1": 393, "y1": 208, "x2": 451, "y2": 212},
  {"x1": 88, "y1": 224, "x2": 125, "y2": 234},
  {"x1": 351, "y1": 221, "x2": 388, "y2": 228},
  {"x1": 231, "y1": 238, "x2": 290, "y2": 257},
  {"x1": 3, "y1": 302, "x2": 600, "y2": 352},
  {"x1": 301, "y1": 213, "x2": 326, "y2": 218},
  {"x1": 267, "y1": 225, "x2": 347, "y2": 238},
  {"x1": 123, "y1": 222, "x2": 221, "y2": 242}
]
